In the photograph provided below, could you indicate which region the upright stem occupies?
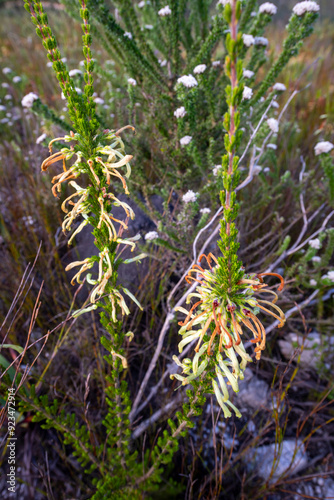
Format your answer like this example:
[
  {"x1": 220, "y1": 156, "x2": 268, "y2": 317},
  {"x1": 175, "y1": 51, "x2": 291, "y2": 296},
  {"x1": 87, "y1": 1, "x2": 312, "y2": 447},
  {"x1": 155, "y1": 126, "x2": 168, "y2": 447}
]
[{"x1": 225, "y1": 0, "x2": 238, "y2": 239}]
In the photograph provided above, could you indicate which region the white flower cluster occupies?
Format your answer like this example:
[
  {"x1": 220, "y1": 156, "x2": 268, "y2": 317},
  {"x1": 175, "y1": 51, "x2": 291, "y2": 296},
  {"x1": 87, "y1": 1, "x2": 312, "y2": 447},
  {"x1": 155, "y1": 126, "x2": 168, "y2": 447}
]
[
  {"x1": 2, "y1": 67, "x2": 11, "y2": 74},
  {"x1": 322, "y1": 271, "x2": 334, "y2": 282},
  {"x1": 158, "y1": 5, "x2": 172, "y2": 16},
  {"x1": 212, "y1": 60, "x2": 221, "y2": 67},
  {"x1": 193, "y1": 64, "x2": 207, "y2": 75},
  {"x1": 21, "y1": 92, "x2": 39, "y2": 108},
  {"x1": 145, "y1": 231, "x2": 159, "y2": 241},
  {"x1": 242, "y1": 86, "x2": 253, "y2": 100},
  {"x1": 243, "y1": 69, "x2": 255, "y2": 79},
  {"x1": 94, "y1": 97, "x2": 105, "y2": 105},
  {"x1": 242, "y1": 34, "x2": 255, "y2": 47},
  {"x1": 200, "y1": 208, "x2": 211, "y2": 214},
  {"x1": 314, "y1": 141, "x2": 334, "y2": 156},
  {"x1": 13, "y1": 76, "x2": 21, "y2": 83},
  {"x1": 213, "y1": 165, "x2": 222, "y2": 176},
  {"x1": 124, "y1": 32, "x2": 133, "y2": 39},
  {"x1": 182, "y1": 190, "x2": 199, "y2": 203},
  {"x1": 254, "y1": 36, "x2": 269, "y2": 46},
  {"x1": 180, "y1": 135, "x2": 192, "y2": 146},
  {"x1": 128, "y1": 78, "x2": 137, "y2": 86},
  {"x1": 273, "y1": 82, "x2": 286, "y2": 91},
  {"x1": 138, "y1": 1, "x2": 145, "y2": 7},
  {"x1": 309, "y1": 238, "x2": 321, "y2": 249},
  {"x1": 177, "y1": 74, "x2": 198, "y2": 88},
  {"x1": 292, "y1": 1, "x2": 319, "y2": 16},
  {"x1": 267, "y1": 118, "x2": 279, "y2": 133},
  {"x1": 174, "y1": 106, "x2": 186, "y2": 118},
  {"x1": 69, "y1": 69, "x2": 83, "y2": 77},
  {"x1": 259, "y1": 2, "x2": 277, "y2": 15}
]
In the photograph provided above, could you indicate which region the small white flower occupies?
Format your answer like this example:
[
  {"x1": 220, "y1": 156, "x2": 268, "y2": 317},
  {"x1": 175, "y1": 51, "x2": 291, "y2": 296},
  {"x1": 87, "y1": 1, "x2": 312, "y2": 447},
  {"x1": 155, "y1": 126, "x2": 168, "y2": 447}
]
[
  {"x1": 94, "y1": 97, "x2": 105, "y2": 105},
  {"x1": 267, "y1": 118, "x2": 279, "y2": 133},
  {"x1": 182, "y1": 190, "x2": 199, "y2": 203},
  {"x1": 242, "y1": 86, "x2": 253, "y2": 100},
  {"x1": 259, "y1": 3, "x2": 277, "y2": 15},
  {"x1": 36, "y1": 133, "x2": 47, "y2": 144},
  {"x1": 193, "y1": 64, "x2": 207, "y2": 75},
  {"x1": 253, "y1": 166, "x2": 262, "y2": 174},
  {"x1": 79, "y1": 60, "x2": 85, "y2": 67},
  {"x1": 263, "y1": 167, "x2": 270, "y2": 173},
  {"x1": 145, "y1": 231, "x2": 159, "y2": 241},
  {"x1": 124, "y1": 32, "x2": 133, "y2": 39},
  {"x1": 213, "y1": 165, "x2": 222, "y2": 176},
  {"x1": 180, "y1": 135, "x2": 192, "y2": 146},
  {"x1": 312, "y1": 256, "x2": 321, "y2": 263},
  {"x1": 0, "y1": 117, "x2": 9, "y2": 124},
  {"x1": 309, "y1": 238, "x2": 321, "y2": 249},
  {"x1": 46, "y1": 61, "x2": 53, "y2": 68},
  {"x1": 2, "y1": 67, "x2": 12, "y2": 74},
  {"x1": 138, "y1": 1, "x2": 145, "y2": 7},
  {"x1": 1, "y1": 83, "x2": 9, "y2": 88},
  {"x1": 200, "y1": 208, "x2": 211, "y2": 214},
  {"x1": 159, "y1": 59, "x2": 167, "y2": 67},
  {"x1": 271, "y1": 101, "x2": 279, "y2": 109},
  {"x1": 177, "y1": 74, "x2": 198, "y2": 88},
  {"x1": 145, "y1": 24, "x2": 153, "y2": 30},
  {"x1": 327, "y1": 271, "x2": 334, "y2": 282},
  {"x1": 128, "y1": 78, "x2": 137, "y2": 86},
  {"x1": 242, "y1": 34, "x2": 255, "y2": 47},
  {"x1": 174, "y1": 106, "x2": 186, "y2": 118},
  {"x1": 243, "y1": 69, "x2": 255, "y2": 79},
  {"x1": 61, "y1": 57, "x2": 67, "y2": 63},
  {"x1": 69, "y1": 69, "x2": 83, "y2": 77},
  {"x1": 22, "y1": 216, "x2": 35, "y2": 227},
  {"x1": 292, "y1": 1, "x2": 320, "y2": 16},
  {"x1": 13, "y1": 76, "x2": 22, "y2": 83},
  {"x1": 0, "y1": 105, "x2": 6, "y2": 111},
  {"x1": 267, "y1": 143, "x2": 277, "y2": 150},
  {"x1": 255, "y1": 36, "x2": 269, "y2": 46},
  {"x1": 310, "y1": 279, "x2": 317, "y2": 286},
  {"x1": 75, "y1": 87, "x2": 82, "y2": 94},
  {"x1": 273, "y1": 82, "x2": 286, "y2": 91},
  {"x1": 314, "y1": 141, "x2": 334, "y2": 156},
  {"x1": 4, "y1": 94, "x2": 12, "y2": 100},
  {"x1": 21, "y1": 92, "x2": 39, "y2": 108},
  {"x1": 212, "y1": 60, "x2": 221, "y2": 67},
  {"x1": 158, "y1": 5, "x2": 172, "y2": 16}
]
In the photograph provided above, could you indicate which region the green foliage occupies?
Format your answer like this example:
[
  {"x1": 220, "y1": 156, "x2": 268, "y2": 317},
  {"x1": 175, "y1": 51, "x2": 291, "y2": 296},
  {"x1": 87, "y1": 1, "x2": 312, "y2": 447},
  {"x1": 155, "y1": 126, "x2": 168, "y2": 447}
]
[{"x1": 5, "y1": 0, "x2": 331, "y2": 498}]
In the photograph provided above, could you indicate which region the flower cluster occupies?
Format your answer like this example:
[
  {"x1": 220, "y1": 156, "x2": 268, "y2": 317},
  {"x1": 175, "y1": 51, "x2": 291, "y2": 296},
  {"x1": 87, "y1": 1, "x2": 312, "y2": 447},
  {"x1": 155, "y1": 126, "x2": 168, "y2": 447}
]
[
  {"x1": 242, "y1": 34, "x2": 255, "y2": 47},
  {"x1": 174, "y1": 106, "x2": 186, "y2": 119},
  {"x1": 41, "y1": 129, "x2": 142, "y2": 320},
  {"x1": 314, "y1": 141, "x2": 334, "y2": 156},
  {"x1": 259, "y1": 3, "x2": 277, "y2": 15},
  {"x1": 267, "y1": 118, "x2": 279, "y2": 133},
  {"x1": 292, "y1": 1, "x2": 319, "y2": 16},
  {"x1": 177, "y1": 74, "x2": 198, "y2": 88},
  {"x1": 158, "y1": 5, "x2": 171, "y2": 17},
  {"x1": 21, "y1": 92, "x2": 39, "y2": 108},
  {"x1": 180, "y1": 135, "x2": 192, "y2": 146},
  {"x1": 172, "y1": 254, "x2": 286, "y2": 417},
  {"x1": 182, "y1": 190, "x2": 198, "y2": 203},
  {"x1": 193, "y1": 64, "x2": 207, "y2": 75}
]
